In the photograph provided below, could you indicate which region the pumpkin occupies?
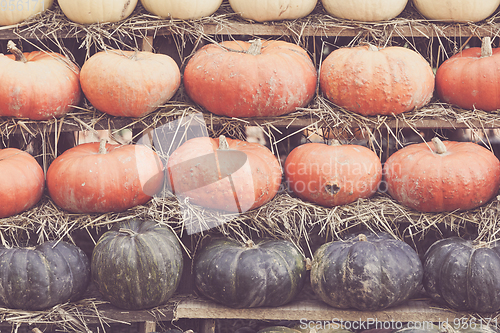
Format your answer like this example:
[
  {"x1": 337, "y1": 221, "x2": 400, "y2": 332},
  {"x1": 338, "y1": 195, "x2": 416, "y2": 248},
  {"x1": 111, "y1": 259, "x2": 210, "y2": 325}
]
[
  {"x1": 58, "y1": 0, "x2": 138, "y2": 24},
  {"x1": 80, "y1": 49, "x2": 181, "y2": 117},
  {"x1": 228, "y1": 0, "x2": 317, "y2": 22},
  {"x1": 46, "y1": 140, "x2": 164, "y2": 214},
  {"x1": 167, "y1": 135, "x2": 282, "y2": 213},
  {"x1": 0, "y1": 0, "x2": 53, "y2": 25},
  {"x1": 140, "y1": 0, "x2": 222, "y2": 19},
  {"x1": 319, "y1": 44, "x2": 435, "y2": 116},
  {"x1": 423, "y1": 237, "x2": 500, "y2": 313},
  {"x1": 321, "y1": 0, "x2": 408, "y2": 21},
  {"x1": 0, "y1": 148, "x2": 44, "y2": 218},
  {"x1": 0, "y1": 240, "x2": 90, "y2": 310},
  {"x1": 284, "y1": 140, "x2": 382, "y2": 207},
  {"x1": 194, "y1": 237, "x2": 307, "y2": 308},
  {"x1": 310, "y1": 231, "x2": 423, "y2": 311},
  {"x1": 436, "y1": 37, "x2": 500, "y2": 111},
  {"x1": 0, "y1": 41, "x2": 81, "y2": 120},
  {"x1": 413, "y1": 0, "x2": 500, "y2": 22},
  {"x1": 183, "y1": 39, "x2": 317, "y2": 118},
  {"x1": 383, "y1": 137, "x2": 500, "y2": 212},
  {"x1": 92, "y1": 218, "x2": 183, "y2": 310}
]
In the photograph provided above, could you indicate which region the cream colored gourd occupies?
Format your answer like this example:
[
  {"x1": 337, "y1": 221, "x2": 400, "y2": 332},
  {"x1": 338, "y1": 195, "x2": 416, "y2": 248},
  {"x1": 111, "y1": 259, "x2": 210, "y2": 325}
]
[
  {"x1": 140, "y1": 0, "x2": 222, "y2": 20},
  {"x1": 321, "y1": 0, "x2": 408, "y2": 21},
  {"x1": 58, "y1": 0, "x2": 138, "y2": 24},
  {"x1": 413, "y1": 0, "x2": 500, "y2": 22},
  {"x1": 0, "y1": 0, "x2": 53, "y2": 25},
  {"x1": 228, "y1": 0, "x2": 317, "y2": 22}
]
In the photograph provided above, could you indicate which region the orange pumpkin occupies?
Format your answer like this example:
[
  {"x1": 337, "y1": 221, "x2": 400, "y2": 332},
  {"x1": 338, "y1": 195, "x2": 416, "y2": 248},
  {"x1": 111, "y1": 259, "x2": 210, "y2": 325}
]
[
  {"x1": 80, "y1": 49, "x2": 181, "y2": 117},
  {"x1": 320, "y1": 44, "x2": 435, "y2": 116},
  {"x1": 183, "y1": 39, "x2": 317, "y2": 118}
]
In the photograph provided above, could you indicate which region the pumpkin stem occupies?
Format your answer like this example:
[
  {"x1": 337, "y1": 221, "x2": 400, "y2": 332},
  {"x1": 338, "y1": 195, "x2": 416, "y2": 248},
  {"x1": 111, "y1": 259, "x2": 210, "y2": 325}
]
[
  {"x1": 304, "y1": 258, "x2": 312, "y2": 271},
  {"x1": 431, "y1": 137, "x2": 447, "y2": 154},
  {"x1": 329, "y1": 139, "x2": 341, "y2": 146},
  {"x1": 358, "y1": 234, "x2": 368, "y2": 242},
  {"x1": 367, "y1": 44, "x2": 379, "y2": 52},
  {"x1": 245, "y1": 239, "x2": 255, "y2": 248},
  {"x1": 481, "y1": 37, "x2": 493, "y2": 58},
  {"x1": 98, "y1": 139, "x2": 107, "y2": 154},
  {"x1": 246, "y1": 39, "x2": 263, "y2": 56},
  {"x1": 118, "y1": 228, "x2": 137, "y2": 236},
  {"x1": 130, "y1": 49, "x2": 139, "y2": 61},
  {"x1": 472, "y1": 240, "x2": 490, "y2": 249},
  {"x1": 7, "y1": 41, "x2": 28, "y2": 63},
  {"x1": 218, "y1": 135, "x2": 230, "y2": 150}
]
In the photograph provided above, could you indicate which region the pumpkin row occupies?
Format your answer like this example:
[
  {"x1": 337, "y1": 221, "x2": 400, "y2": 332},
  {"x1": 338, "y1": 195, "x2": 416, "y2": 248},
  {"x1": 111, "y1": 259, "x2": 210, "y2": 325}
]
[{"x1": 1, "y1": 0, "x2": 499, "y2": 26}]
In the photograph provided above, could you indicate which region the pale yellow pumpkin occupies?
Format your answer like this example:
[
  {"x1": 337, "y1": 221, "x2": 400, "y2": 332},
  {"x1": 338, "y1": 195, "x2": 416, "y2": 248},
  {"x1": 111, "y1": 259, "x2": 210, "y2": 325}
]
[
  {"x1": 0, "y1": 0, "x2": 53, "y2": 25},
  {"x1": 228, "y1": 0, "x2": 317, "y2": 22},
  {"x1": 140, "y1": 0, "x2": 222, "y2": 20},
  {"x1": 321, "y1": 0, "x2": 408, "y2": 21},
  {"x1": 413, "y1": 0, "x2": 500, "y2": 22},
  {"x1": 58, "y1": 0, "x2": 138, "y2": 24}
]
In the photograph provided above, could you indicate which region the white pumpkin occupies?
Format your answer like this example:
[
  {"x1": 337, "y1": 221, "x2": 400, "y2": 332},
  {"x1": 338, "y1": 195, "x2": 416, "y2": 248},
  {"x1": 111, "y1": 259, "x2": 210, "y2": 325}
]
[
  {"x1": 412, "y1": 0, "x2": 500, "y2": 22},
  {"x1": 321, "y1": 0, "x2": 408, "y2": 21},
  {"x1": 0, "y1": 0, "x2": 53, "y2": 25},
  {"x1": 140, "y1": 0, "x2": 222, "y2": 20},
  {"x1": 58, "y1": 0, "x2": 138, "y2": 24},
  {"x1": 228, "y1": 0, "x2": 318, "y2": 22}
]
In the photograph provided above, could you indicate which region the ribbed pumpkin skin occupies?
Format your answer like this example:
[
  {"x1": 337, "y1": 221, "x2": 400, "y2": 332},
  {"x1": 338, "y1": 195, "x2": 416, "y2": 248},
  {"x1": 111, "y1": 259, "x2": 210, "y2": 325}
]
[
  {"x1": 58, "y1": 0, "x2": 138, "y2": 24},
  {"x1": 413, "y1": 0, "x2": 500, "y2": 22},
  {"x1": 0, "y1": 51, "x2": 81, "y2": 120},
  {"x1": 0, "y1": 0, "x2": 53, "y2": 25},
  {"x1": 91, "y1": 219, "x2": 183, "y2": 310},
  {"x1": 384, "y1": 140, "x2": 500, "y2": 212},
  {"x1": 228, "y1": 0, "x2": 317, "y2": 22},
  {"x1": 284, "y1": 142, "x2": 382, "y2": 207},
  {"x1": 194, "y1": 238, "x2": 306, "y2": 308},
  {"x1": 310, "y1": 232, "x2": 423, "y2": 311},
  {"x1": 46, "y1": 142, "x2": 164, "y2": 214},
  {"x1": 423, "y1": 237, "x2": 500, "y2": 312},
  {"x1": 167, "y1": 136, "x2": 282, "y2": 213},
  {"x1": 80, "y1": 50, "x2": 180, "y2": 117},
  {"x1": 321, "y1": 0, "x2": 408, "y2": 21},
  {"x1": 183, "y1": 40, "x2": 317, "y2": 117},
  {"x1": 140, "y1": 0, "x2": 222, "y2": 19},
  {"x1": 436, "y1": 46, "x2": 500, "y2": 111},
  {"x1": 0, "y1": 148, "x2": 44, "y2": 218},
  {"x1": 0, "y1": 240, "x2": 90, "y2": 311},
  {"x1": 320, "y1": 45, "x2": 435, "y2": 116}
]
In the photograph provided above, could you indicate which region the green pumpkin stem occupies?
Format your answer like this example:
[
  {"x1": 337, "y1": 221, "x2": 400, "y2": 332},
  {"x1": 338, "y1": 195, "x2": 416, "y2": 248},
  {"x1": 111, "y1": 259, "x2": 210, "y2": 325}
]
[
  {"x1": 481, "y1": 37, "x2": 493, "y2": 58},
  {"x1": 246, "y1": 39, "x2": 263, "y2": 56},
  {"x1": 7, "y1": 41, "x2": 27, "y2": 63},
  {"x1": 431, "y1": 137, "x2": 447, "y2": 154},
  {"x1": 218, "y1": 135, "x2": 230, "y2": 150},
  {"x1": 98, "y1": 139, "x2": 107, "y2": 154}
]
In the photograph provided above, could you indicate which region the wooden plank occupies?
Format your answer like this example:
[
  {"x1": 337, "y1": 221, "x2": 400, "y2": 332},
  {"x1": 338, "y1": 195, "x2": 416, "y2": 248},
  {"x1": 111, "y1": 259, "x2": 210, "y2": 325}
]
[
  {"x1": 138, "y1": 321, "x2": 157, "y2": 333},
  {"x1": 200, "y1": 319, "x2": 216, "y2": 333}
]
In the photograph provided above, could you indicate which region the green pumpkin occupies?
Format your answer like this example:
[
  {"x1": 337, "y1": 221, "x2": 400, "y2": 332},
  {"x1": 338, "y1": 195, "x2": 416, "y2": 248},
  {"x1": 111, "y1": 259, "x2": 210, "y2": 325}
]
[
  {"x1": 194, "y1": 237, "x2": 306, "y2": 308},
  {"x1": 91, "y1": 218, "x2": 183, "y2": 310}
]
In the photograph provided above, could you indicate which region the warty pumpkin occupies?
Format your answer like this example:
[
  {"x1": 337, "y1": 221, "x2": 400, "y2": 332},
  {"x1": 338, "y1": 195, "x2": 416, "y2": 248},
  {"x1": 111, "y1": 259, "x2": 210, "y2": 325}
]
[
  {"x1": 383, "y1": 137, "x2": 500, "y2": 212},
  {"x1": 321, "y1": 0, "x2": 408, "y2": 22},
  {"x1": 228, "y1": 0, "x2": 317, "y2": 22},
  {"x1": 58, "y1": 0, "x2": 138, "y2": 24},
  {"x1": 140, "y1": 0, "x2": 222, "y2": 20},
  {"x1": 0, "y1": 0, "x2": 53, "y2": 25},
  {"x1": 183, "y1": 39, "x2": 317, "y2": 118},
  {"x1": 413, "y1": 0, "x2": 500, "y2": 22},
  {"x1": 0, "y1": 41, "x2": 81, "y2": 120}
]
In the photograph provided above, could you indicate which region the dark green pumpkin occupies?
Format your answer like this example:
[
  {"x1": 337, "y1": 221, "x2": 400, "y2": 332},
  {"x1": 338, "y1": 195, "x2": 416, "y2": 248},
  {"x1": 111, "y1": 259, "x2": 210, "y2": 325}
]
[
  {"x1": 91, "y1": 218, "x2": 183, "y2": 310},
  {"x1": 310, "y1": 231, "x2": 423, "y2": 311},
  {"x1": 0, "y1": 240, "x2": 90, "y2": 310},
  {"x1": 423, "y1": 237, "x2": 500, "y2": 313},
  {"x1": 194, "y1": 237, "x2": 306, "y2": 308}
]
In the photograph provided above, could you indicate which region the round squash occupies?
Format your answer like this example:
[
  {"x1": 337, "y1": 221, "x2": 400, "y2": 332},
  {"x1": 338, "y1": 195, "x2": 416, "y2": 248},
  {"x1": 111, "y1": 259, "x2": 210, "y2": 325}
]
[
  {"x1": 167, "y1": 135, "x2": 282, "y2": 213},
  {"x1": 47, "y1": 140, "x2": 164, "y2": 214},
  {"x1": 310, "y1": 231, "x2": 423, "y2": 311},
  {"x1": 80, "y1": 49, "x2": 181, "y2": 117},
  {"x1": 0, "y1": 41, "x2": 81, "y2": 120},
  {"x1": 0, "y1": 147, "x2": 44, "y2": 218},
  {"x1": 0, "y1": 240, "x2": 90, "y2": 310},
  {"x1": 436, "y1": 37, "x2": 500, "y2": 111},
  {"x1": 413, "y1": 0, "x2": 500, "y2": 22},
  {"x1": 284, "y1": 140, "x2": 382, "y2": 207},
  {"x1": 383, "y1": 137, "x2": 500, "y2": 212},
  {"x1": 183, "y1": 39, "x2": 317, "y2": 118},
  {"x1": 321, "y1": 0, "x2": 408, "y2": 21},
  {"x1": 58, "y1": 0, "x2": 138, "y2": 24},
  {"x1": 140, "y1": 0, "x2": 222, "y2": 19},
  {"x1": 0, "y1": 0, "x2": 53, "y2": 25},
  {"x1": 423, "y1": 237, "x2": 500, "y2": 312},
  {"x1": 320, "y1": 44, "x2": 435, "y2": 116},
  {"x1": 92, "y1": 218, "x2": 183, "y2": 310},
  {"x1": 194, "y1": 237, "x2": 307, "y2": 308},
  {"x1": 228, "y1": 0, "x2": 317, "y2": 22}
]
